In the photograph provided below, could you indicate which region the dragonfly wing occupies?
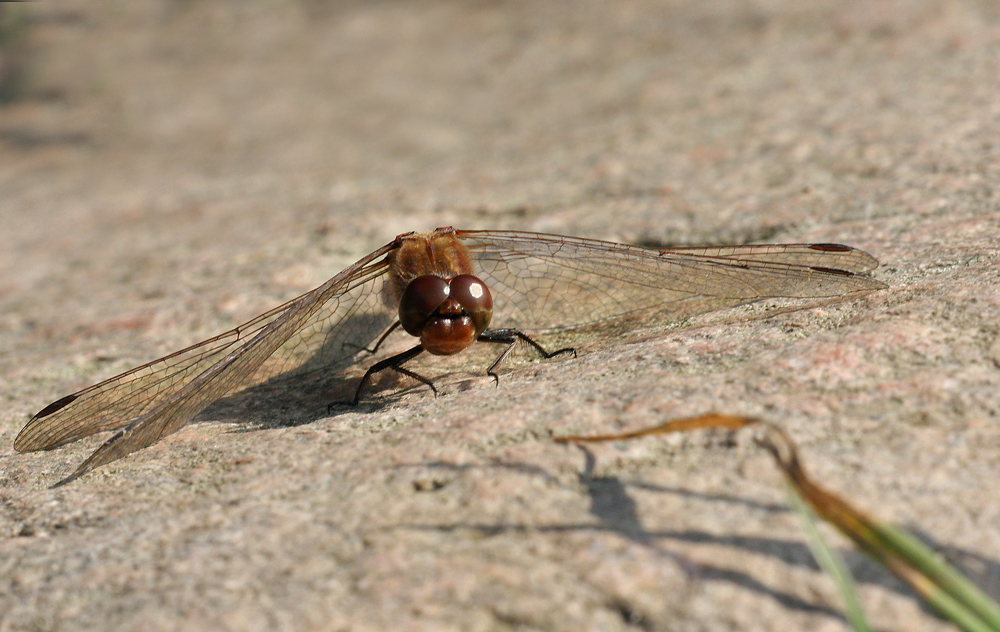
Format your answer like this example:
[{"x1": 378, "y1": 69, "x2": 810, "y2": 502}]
[
  {"x1": 660, "y1": 243, "x2": 881, "y2": 273},
  {"x1": 458, "y1": 230, "x2": 886, "y2": 333},
  {"x1": 15, "y1": 303, "x2": 292, "y2": 452},
  {"x1": 16, "y1": 242, "x2": 398, "y2": 480}
]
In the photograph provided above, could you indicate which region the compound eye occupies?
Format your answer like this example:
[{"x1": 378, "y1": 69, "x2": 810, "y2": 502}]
[
  {"x1": 448, "y1": 275, "x2": 493, "y2": 336},
  {"x1": 399, "y1": 275, "x2": 450, "y2": 336}
]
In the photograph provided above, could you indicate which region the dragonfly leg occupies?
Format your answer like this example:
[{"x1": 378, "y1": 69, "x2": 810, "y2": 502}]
[
  {"x1": 477, "y1": 329, "x2": 576, "y2": 385},
  {"x1": 332, "y1": 344, "x2": 433, "y2": 408},
  {"x1": 342, "y1": 321, "x2": 402, "y2": 355}
]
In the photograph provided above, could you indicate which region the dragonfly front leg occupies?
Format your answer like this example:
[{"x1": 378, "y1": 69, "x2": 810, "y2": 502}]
[
  {"x1": 334, "y1": 344, "x2": 435, "y2": 408},
  {"x1": 477, "y1": 329, "x2": 576, "y2": 385},
  {"x1": 343, "y1": 321, "x2": 402, "y2": 355}
]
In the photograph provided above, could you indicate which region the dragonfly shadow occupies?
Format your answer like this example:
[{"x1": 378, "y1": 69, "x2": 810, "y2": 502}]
[
  {"x1": 192, "y1": 291, "x2": 863, "y2": 436},
  {"x1": 192, "y1": 333, "x2": 553, "y2": 435},
  {"x1": 192, "y1": 311, "x2": 403, "y2": 431},
  {"x1": 192, "y1": 368, "x2": 360, "y2": 431}
]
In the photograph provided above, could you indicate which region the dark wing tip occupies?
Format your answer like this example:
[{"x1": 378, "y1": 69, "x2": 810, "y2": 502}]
[
  {"x1": 810, "y1": 265, "x2": 854, "y2": 277},
  {"x1": 33, "y1": 393, "x2": 79, "y2": 419},
  {"x1": 811, "y1": 265, "x2": 888, "y2": 292},
  {"x1": 808, "y1": 243, "x2": 854, "y2": 252},
  {"x1": 48, "y1": 428, "x2": 127, "y2": 486},
  {"x1": 13, "y1": 394, "x2": 80, "y2": 452},
  {"x1": 810, "y1": 243, "x2": 883, "y2": 273},
  {"x1": 50, "y1": 472, "x2": 81, "y2": 488}
]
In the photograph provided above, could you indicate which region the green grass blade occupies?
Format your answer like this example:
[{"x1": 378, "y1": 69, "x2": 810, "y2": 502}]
[{"x1": 785, "y1": 481, "x2": 872, "y2": 632}]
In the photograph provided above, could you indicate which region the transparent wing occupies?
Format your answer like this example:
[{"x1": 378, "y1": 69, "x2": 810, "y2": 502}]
[
  {"x1": 16, "y1": 228, "x2": 887, "y2": 484},
  {"x1": 15, "y1": 241, "x2": 399, "y2": 481},
  {"x1": 16, "y1": 302, "x2": 297, "y2": 451},
  {"x1": 457, "y1": 230, "x2": 886, "y2": 333}
]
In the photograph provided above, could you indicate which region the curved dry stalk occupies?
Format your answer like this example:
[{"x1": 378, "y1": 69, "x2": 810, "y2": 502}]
[{"x1": 556, "y1": 413, "x2": 1000, "y2": 632}]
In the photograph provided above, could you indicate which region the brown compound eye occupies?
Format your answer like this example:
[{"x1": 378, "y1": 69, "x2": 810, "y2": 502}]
[
  {"x1": 448, "y1": 275, "x2": 493, "y2": 336},
  {"x1": 399, "y1": 275, "x2": 450, "y2": 337}
]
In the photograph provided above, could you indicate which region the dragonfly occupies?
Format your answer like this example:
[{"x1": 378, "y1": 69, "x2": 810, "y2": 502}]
[{"x1": 14, "y1": 227, "x2": 887, "y2": 485}]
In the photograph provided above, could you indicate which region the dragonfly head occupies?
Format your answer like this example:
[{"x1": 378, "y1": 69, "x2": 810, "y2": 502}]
[{"x1": 399, "y1": 274, "x2": 493, "y2": 356}]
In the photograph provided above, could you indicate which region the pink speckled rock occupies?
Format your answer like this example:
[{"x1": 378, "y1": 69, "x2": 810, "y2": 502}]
[{"x1": 2, "y1": 2, "x2": 998, "y2": 631}]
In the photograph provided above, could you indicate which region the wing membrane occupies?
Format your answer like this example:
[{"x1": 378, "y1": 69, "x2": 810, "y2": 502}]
[
  {"x1": 457, "y1": 230, "x2": 885, "y2": 333},
  {"x1": 16, "y1": 228, "x2": 886, "y2": 483},
  {"x1": 16, "y1": 242, "x2": 398, "y2": 482},
  {"x1": 14, "y1": 304, "x2": 287, "y2": 451}
]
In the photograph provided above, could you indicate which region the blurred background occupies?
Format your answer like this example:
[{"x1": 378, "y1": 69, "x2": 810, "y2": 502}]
[
  {"x1": 9, "y1": 1, "x2": 983, "y2": 252},
  {"x1": 3, "y1": 2, "x2": 999, "y2": 630},
  {"x1": 7, "y1": 0, "x2": 993, "y2": 364}
]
